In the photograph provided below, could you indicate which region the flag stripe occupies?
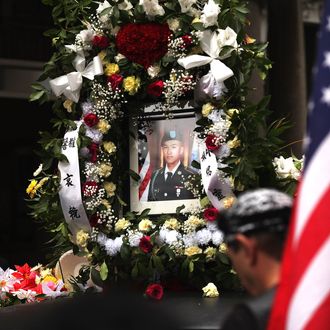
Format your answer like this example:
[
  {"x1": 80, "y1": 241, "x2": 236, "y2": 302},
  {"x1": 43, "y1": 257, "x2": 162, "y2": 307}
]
[
  {"x1": 295, "y1": 132, "x2": 330, "y2": 242},
  {"x1": 287, "y1": 236, "x2": 330, "y2": 330},
  {"x1": 305, "y1": 292, "x2": 330, "y2": 330}
]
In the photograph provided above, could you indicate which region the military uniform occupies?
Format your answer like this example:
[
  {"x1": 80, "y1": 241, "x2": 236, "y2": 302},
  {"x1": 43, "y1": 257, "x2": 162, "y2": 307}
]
[{"x1": 148, "y1": 163, "x2": 196, "y2": 201}]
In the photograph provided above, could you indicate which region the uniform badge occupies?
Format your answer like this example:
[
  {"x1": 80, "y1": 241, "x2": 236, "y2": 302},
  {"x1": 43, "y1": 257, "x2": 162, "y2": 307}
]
[
  {"x1": 176, "y1": 188, "x2": 181, "y2": 197},
  {"x1": 178, "y1": 171, "x2": 182, "y2": 175}
]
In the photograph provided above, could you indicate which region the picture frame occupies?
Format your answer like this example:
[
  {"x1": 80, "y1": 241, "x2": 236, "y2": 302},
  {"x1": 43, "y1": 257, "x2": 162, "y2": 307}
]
[{"x1": 129, "y1": 102, "x2": 201, "y2": 215}]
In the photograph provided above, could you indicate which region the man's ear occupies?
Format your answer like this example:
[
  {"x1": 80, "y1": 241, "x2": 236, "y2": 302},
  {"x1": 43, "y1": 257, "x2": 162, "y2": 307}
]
[{"x1": 235, "y1": 234, "x2": 258, "y2": 266}]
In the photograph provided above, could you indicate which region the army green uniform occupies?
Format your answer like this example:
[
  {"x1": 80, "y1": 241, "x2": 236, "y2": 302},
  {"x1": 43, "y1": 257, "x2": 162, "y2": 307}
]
[{"x1": 148, "y1": 163, "x2": 196, "y2": 201}]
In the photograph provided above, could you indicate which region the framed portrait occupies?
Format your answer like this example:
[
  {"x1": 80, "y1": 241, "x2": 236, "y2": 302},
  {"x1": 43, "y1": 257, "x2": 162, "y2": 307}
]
[{"x1": 130, "y1": 103, "x2": 201, "y2": 214}]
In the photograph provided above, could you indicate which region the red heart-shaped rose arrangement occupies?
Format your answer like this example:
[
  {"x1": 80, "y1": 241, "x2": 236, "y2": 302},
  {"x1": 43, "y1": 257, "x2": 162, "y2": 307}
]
[{"x1": 116, "y1": 23, "x2": 170, "y2": 69}]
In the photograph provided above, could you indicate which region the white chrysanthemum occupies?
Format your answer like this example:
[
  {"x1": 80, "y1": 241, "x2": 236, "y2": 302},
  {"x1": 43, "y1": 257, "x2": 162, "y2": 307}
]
[
  {"x1": 182, "y1": 233, "x2": 198, "y2": 247},
  {"x1": 104, "y1": 237, "x2": 122, "y2": 256},
  {"x1": 81, "y1": 101, "x2": 94, "y2": 115},
  {"x1": 201, "y1": 0, "x2": 220, "y2": 28},
  {"x1": 212, "y1": 230, "x2": 224, "y2": 246},
  {"x1": 85, "y1": 127, "x2": 103, "y2": 144},
  {"x1": 139, "y1": 0, "x2": 165, "y2": 17},
  {"x1": 127, "y1": 230, "x2": 143, "y2": 247},
  {"x1": 159, "y1": 229, "x2": 180, "y2": 245},
  {"x1": 206, "y1": 221, "x2": 218, "y2": 232},
  {"x1": 178, "y1": 0, "x2": 197, "y2": 14},
  {"x1": 195, "y1": 228, "x2": 212, "y2": 246},
  {"x1": 97, "y1": 232, "x2": 108, "y2": 246}
]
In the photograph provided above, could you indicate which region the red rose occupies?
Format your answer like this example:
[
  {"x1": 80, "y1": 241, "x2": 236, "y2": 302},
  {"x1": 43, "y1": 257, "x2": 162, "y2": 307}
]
[
  {"x1": 116, "y1": 23, "x2": 170, "y2": 68},
  {"x1": 89, "y1": 214, "x2": 100, "y2": 227},
  {"x1": 146, "y1": 80, "x2": 164, "y2": 97},
  {"x1": 205, "y1": 134, "x2": 220, "y2": 151},
  {"x1": 139, "y1": 236, "x2": 153, "y2": 253},
  {"x1": 88, "y1": 143, "x2": 99, "y2": 163},
  {"x1": 203, "y1": 207, "x2": 219, "y2": 221},
  {"x1": 82, "y1": 181, "x2": 99, "y2": 197},
  {"x1": 84, "y1": 113, "x2": 99, "y2": 127},
  {"x1": 145, "y1": 283, "x2": 164, "y2": 300},
  {"x1": 107, "y1": 74, "x2": 123, "y2": 90},
  {"x1": 181, "y1": 35, "x2": 193, "y2": 47},
  {"x1": 92, "y1": 35, "x2": 110, "y2": 49}
]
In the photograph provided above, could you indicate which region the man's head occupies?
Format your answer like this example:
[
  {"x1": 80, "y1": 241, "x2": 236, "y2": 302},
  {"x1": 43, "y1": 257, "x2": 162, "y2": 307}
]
[
  {"x1": 161, "y1": 130, "x2": 184, "y2": 168},
  {"x1": 217, "y1": 188, "x2": 292, "y2": 295}
]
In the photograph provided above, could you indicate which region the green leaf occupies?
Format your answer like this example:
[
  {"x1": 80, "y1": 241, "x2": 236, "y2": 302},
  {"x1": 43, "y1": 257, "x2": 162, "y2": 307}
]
[
  {"x1": 90, "y1": 267, "x2": 103, "y2": 287},
  {"x1": 191, "y1": 160, "x2": 201, "y2": 169},
  {"x1": 29, "y1": 90, "x2": 46, "y2": 102},
  {"x1": 100, "y1": 261, "x2": 108, "y2": 281}
]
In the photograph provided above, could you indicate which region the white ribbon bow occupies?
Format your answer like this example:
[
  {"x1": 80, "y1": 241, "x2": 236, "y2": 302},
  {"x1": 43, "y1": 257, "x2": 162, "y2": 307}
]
[
  {"x1": 49, "y1": 55, "x2": 103, "y2": 103},
  {"x1": 178, "y1": 30, "x2": 233, "y2": 84}
]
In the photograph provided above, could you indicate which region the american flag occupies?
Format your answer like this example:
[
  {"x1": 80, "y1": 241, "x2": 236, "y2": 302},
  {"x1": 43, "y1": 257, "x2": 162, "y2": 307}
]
[
  {"x1": 138, "y1": 128, "x2": 152, "y2": 201},
  {"x1": 267, "y1": 1, "x2": 330, "y2": 329}
]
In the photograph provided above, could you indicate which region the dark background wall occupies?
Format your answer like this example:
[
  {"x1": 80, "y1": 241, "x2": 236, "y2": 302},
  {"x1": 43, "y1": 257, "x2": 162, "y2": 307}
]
[{"x1": 0, "y1": 0, "x2": 322, "y2": 268}]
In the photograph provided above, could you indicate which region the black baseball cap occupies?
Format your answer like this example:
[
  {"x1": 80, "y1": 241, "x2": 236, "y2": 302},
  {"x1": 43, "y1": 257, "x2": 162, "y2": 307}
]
[
  {"x1": 161, "y1": 130, "x2": 183, "y2": 145},
  {"x1": 217, "y1": 188, "x2": 293, "y2": 242}
]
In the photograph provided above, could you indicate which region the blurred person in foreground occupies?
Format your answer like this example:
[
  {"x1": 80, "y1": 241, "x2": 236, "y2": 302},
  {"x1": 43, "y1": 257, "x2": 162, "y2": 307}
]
[{"x1": 217, "y1": 188, "x2": 293, "y2": 330}]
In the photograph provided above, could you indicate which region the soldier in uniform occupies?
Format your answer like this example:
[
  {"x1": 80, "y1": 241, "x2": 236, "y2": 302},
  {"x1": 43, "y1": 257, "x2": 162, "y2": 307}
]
[{"x1": 148, "y1": 130, "x2": 196, "y2": 201}]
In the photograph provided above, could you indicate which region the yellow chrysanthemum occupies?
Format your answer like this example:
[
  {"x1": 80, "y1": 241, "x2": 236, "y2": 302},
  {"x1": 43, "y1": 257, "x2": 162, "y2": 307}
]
[
  {"x1": 76, "y1": 230, "x2": 90, "y2": 248},
  {"x1": 202, "y1": 103, "x2": 214, "y2": 117},
  {"x1": 104, "y1": 182, "x2": 116, "y2": 197},
  {"x1": 115, "y1": 218, "x2": 131, "y2": 232},
  {"x1": 105, "y1": 63, "x2": 120, "y2": 75},
  {"x1": 63, "y1": 99, "x2": 73, "y2": 112},
  {"x1": 202, "y1": 283, "x2": 219, "y2": 298},
  {"x1": 26, "y1": 180, "x2": 38, "y2": 198},
  {"x1": 98, "y1": 163, "x2": 113, "y2": 178},
  {"x1": 163, "y1": 218, "x2": 180, "y2": 230},
  {"x1": 97, "y1": 119, "x2": 111, "y2": 134},
  {"x1": 123, "y1": 76, "x2": 140, "y2": 95},
  {"x1": 103, "y1": 141, "x2": 117, "y2": 154},
  {"x1": 138, "y1": 219, "x2": 154, "y2": 233},
  {"x1": 184, "y1": 246, "x2": 202, "y2": 256}
]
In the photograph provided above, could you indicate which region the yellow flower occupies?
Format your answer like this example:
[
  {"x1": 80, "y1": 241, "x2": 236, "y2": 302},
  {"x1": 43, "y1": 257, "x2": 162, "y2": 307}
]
[
  {"x1": 202, "y1": 283, "x2": 219, "y2": 298},
  {"x1": 35, "y1": 177, "x2": 49, "y2": 191},
  {"x1": 115, "y1": 218, "x2": 131, "y2": 232},
  {"x1": 97, "y1": 119, "x2": 111, "y2": 134},
  {"x1": 40, "y1": 268, "x2": 53, "y2": 279},
  {"x1": 192, "y1": 17, "x2": 202, "y2": 24},
  {"x1": 244, "y1": 34, "x2": 256, "y2": 44},
  {"x1": 202, "y1": 103, "x2": 214, "y2": 117},
  {"x1": 101, "y1": 199, "x2": 111, "y2": 209},
  {"x1": 42, "y1": 275, "x2": 58, "y2": 284},
  {"x1": 103, "y1": 141, "x2": 117, "y2": 154},
  {"x1": 26, "y1": 180, "x2": 38, "y2": 198},
  {"x1": 98, "y1": 163, "x2": 113, "y2": 178},
  {"x1": 105, "y1": 63, "x2": 120, "y2": 75},
  {"x1": 223, "y1": 196, "x2": 236, "y2": 209},
  {"x1": 63, "y1": 99, "x2": 73, "y2": 112},
  {"x1": 227, "y1": 136, "x2": 241, "y2": 149},
  {"x1": 184, "y1": 246, "x2": 202, "y2": 257},
  {"x1": 123, "y1": 76, "x2": 140, "y2": 95},
  {"x1": 98, "y1": 50, "x2": 107, "y2": 63},
  {"x1": 138, "y1": 219, "x2": 154, "y2": 232},
  {"x1": 163, "y1": 218, "x2": 180, "y2": 230},
  {"x1": 76, "y1": 230, "x2": 90, "y2": 248},
  {"x1": 226, "y1": 108, "x2": 239, "y2": 118},
  {"x1": 204, "y1": 247, "x2": 216, "y2": 261},
  {"x1": 219, "y1": 243, "x2": 228, "y2": 254},
  {"x1": 184, "y1": 215, "x2": 205, "y2": 231},
  {"x1": 104, "y1": 181, "x2": 116, "y2": 197}
]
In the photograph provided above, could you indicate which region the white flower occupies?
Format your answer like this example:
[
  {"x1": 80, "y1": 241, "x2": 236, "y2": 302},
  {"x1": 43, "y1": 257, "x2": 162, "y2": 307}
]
[
  {"x1": 201, "y1": 0, "x2": 221, "y2": 28},
  {"x1": 12, "y1": 289, "x2": 37, "y2": 303},
  {"x1": 0, "y1": 267, "x2": 17, "y2": 292},
  {"x1": 127, "y1": 230, "x2": 143, "y2": 247},
  {"x1": 147, "y1": 65, "x2": 161, "y2": 78},
  {"x1": 202, "y1": 282, "x2": 219, "y2": 297},
  {"x1": 105, "y1": 236, "x2": 123, "y2": 256},
  {"x1": 139, "y1": 0, "x2": 165, "y2": 17},
  {"x1": 118, "y1": 0, "x2": 133, "y2": 11},
  {"x1": 216, "y1": 27, "x2": 238, "y2": 59},
  {"x1": 33, "y1": 164, "x2": 43, "y2": 177},
  {"x1": 96, "y1": 1, "x2": 112, "y2": 23},
  {"x1": 182, "y1": 233, "x2": 198, "y2": 247},
  {"x1": 167, "y1": 18, "x2": 180, "y2": 32},
  {"x1": 178, "y1": 0, "x2": 197, "y2": 14},
  {"x1": 159, "y1": 229, "x2": 180, "y2": 245},
  {"x1": 273, "y1": 156, "x2": 301, "y2": 181},
  {"x1": 85, "y1": 127, "x2": 103, "y2": 143},
  {"x1": 115, "y1": 53, "x2": 126, "y2": 62},
  {"x1": 97, "y1": 232, "x2": 108, "y2": 246},
  {"x1": 195, "y1": 228, "x2": 212, "y2": 246},
  {"x1": 206, "y1": 221, "x2": 218, "y2": 232},
  {"x1": 212, "y1": 230, "x2": 224, "y2": 246}
]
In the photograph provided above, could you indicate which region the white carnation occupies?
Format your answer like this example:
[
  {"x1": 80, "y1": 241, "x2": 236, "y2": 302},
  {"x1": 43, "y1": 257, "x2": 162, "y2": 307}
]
[
  {"x1": 182, "y1": 233, "x2": 198, "y2": 247},
  {"x1": 195, "y1": 228, "x2": 212, "y2": 246},
  {"x1": 85, "y1": 127, "x2": 103, "y2": 144},
  {"x1": 97, "y1": 232, "x2": 108, "y2": 246},
  {"x1": 127, "y1": 230, "x2": 143, "y2": 247},
  {"x1": 212, "y1": 230, "x2": 224, "y2": 246}
]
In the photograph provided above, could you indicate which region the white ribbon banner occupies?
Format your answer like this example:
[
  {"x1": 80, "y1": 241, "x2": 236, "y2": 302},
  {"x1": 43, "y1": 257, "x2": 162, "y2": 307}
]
[
  {"x1": 199, "y1": 143, "x2": 234, "y2": 210},
  {"x1": 58, "y1": 121, "x2": 91, "y2": 236},
  {"x1": 178, "y1": 30, "x2": 234, "y2": 84},
  {"x1": 49, "y1": 54, "x2": 103, "y2": 103}
]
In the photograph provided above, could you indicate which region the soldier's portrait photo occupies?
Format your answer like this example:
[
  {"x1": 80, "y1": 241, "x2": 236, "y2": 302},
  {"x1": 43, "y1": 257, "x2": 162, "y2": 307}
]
[{"x1": 130, "y1": 112, "x2": 200, "y2": 214}]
